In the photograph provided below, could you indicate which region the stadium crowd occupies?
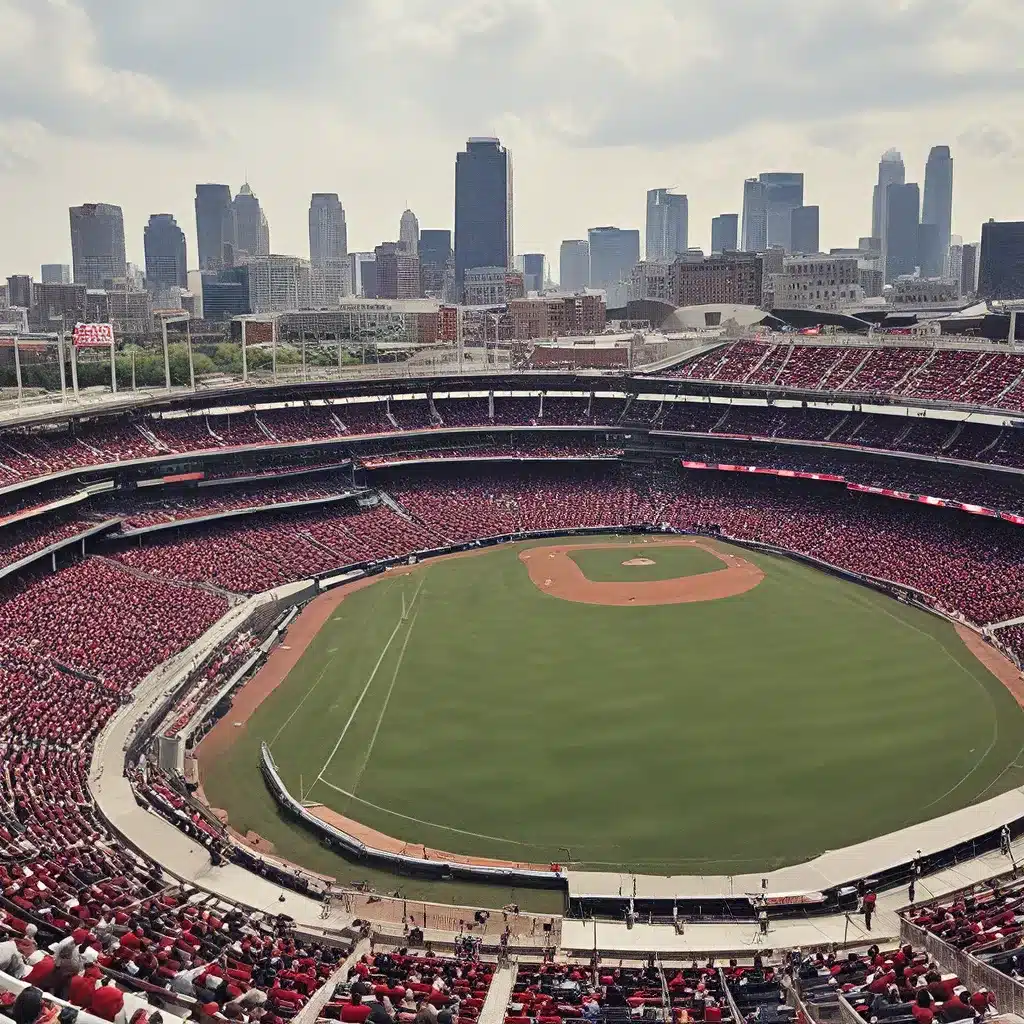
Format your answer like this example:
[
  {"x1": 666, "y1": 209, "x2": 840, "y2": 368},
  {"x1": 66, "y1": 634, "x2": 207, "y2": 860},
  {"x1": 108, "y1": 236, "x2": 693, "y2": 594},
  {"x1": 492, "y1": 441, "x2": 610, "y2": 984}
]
[
  {"x1": 666, "y1": 341, "x2": 1024, "y2": 412},
  {"x1": 8, "y1": 375, "x2": 1024, "y2": 490},
  {"x1": 795, "y1": 944, "x2": 998, "y2": 1023},
  {"x1": 320, "y1": 951, "x2": 491, "y2": 1024}
]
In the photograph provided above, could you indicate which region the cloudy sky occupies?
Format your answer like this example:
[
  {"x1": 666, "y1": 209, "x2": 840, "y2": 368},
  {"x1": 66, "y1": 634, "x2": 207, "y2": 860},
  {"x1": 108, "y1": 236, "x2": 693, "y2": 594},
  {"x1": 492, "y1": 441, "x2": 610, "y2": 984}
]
[{"x1": 1, "y1": 0, "x2": 1022, "y2": 282}]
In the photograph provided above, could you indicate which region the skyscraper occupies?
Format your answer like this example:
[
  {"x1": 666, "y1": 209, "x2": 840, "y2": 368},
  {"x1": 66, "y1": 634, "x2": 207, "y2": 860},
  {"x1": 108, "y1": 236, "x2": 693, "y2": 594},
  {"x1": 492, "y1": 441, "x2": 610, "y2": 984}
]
[
  {"x1": 560, "y1": 240, "x2": 590, "y2": 291},
  {"x1": 399, "y1": 209, "x2": 420, "y2": 255},
  {"x1": 646, "y1": 189, "x2": 688, "y2": 261},
  {"x1": 741, "y1": 179, "x2": 766, "y2": 252},
  {"x1": 978, "y1": 221, "x2": 1024, "y2": 299},
  {"x1": 711, "y1": 214, "x2": 739, "y2": 254},
  {"x1": 233, "y1": 183, "x2": 270, "y2": 259},
  {"x1": 872, "y1": 149, "x2": 905, "y2": 244},
  {"x1": 883, "y1": 182, "x2": 921, "y2": 283},
  {"x1": 760, "y1": 173, "x2": 804, "y2": 251},
  {"x1": 921, "y1": 145, "x2": 953, "y2": 278},
  {"x1": 520, "y1": 254, "x2": 545, "y2": 292},
  {"x1": 454, "y1": 137, "x2": 513, "y2": 291},
  {"x1": 69, "y1": 203, "x2": 127, "y2": 287},
  {"x1": 143, "y1": 214, "x2": 188, "y2": 291},
  {"x1": 6, "y1": 276, "x2": 32, "y2": 308},
  {"x1": 308, "y1": 194, "x2": 347, "y2": 267},
  {"x1": 195, "y1": 184, "x2": 235, "y2": 271},
  {"x1": 419, "y1": 229, "x2": 452, "y2": 296},
  {"x1": 41, "y1": 264, "x2": 71, "y2": 285},
  {"x1": 374, "y1": 242, "x2": 420, "y2": 299},
  {"x1": 588, "y1": 227, "x2": 640, "y2": 307},
  {"x1": 790, "y1": 206, "x2": 820, "y2": 254},
  {"x1": 961, "y1": 242, "x2": 979, "y2": 297}
]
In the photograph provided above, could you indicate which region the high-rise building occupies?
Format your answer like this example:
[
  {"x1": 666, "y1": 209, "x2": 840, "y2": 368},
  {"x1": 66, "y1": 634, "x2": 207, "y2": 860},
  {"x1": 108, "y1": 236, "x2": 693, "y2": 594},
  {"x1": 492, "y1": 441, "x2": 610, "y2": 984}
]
[
  {"x1": 399, "y1": 209, "x2": 419, "y2": 255},
  {"x1": 374, "y1": 242, "x2": 421, "y2": 300},
  {"x1": 588, "y1": 227, "x2": 640, "y2": 307},
  {"x1": 711, "y1": 214, "x2": 739, "y2": 254},
  {"x1": 978, "y1": 221, "x2": 1024, "y2": 299},
  {"x1": 872, "y1": 149, "x2": 905, "y2": 244},
  {"x1": 760, "y1": 173, "x2": 804, "y2": 252},
  {"x1": 672, "y1": 253, "x2": 764, "y2": 307},
  {"x1": 883, "y1": 183, "x2": 921, "y2": 283},
  {"x1": 454, "y1": 137, "x2": 513, "y2": 291},
  {"x1": 143, "y1": 214, "x2": 188, "y2": 291},
  {"x1": 194, "y1": 184, "x2": 235, "y2": 271},
  {"x1": 30, "y1": 282, "x2": 87, "y2": 329},
  {"x1": 419, "y1": 230, "x2": 452, "y2": 296},
  {"x1": 921, "y1": 145, "x2": 953, "y2": 278},
  {"x1": 201, "y1": 267, "x2": 250, "y2": 321},
  {"x1": 559, "y1": 240, "x2": 590, "y2": 291},
  {"x1": 69, "y1": 203, "x2": 127, "y2": 288},
  {"x1": 233, "y1": 183, "x2": 270, "y2": 259},
  {"x1": 308, "y1": 193, "x2": 348, "y2": 268},
  {"x1": 6, "y1": 275, "x2": 32, "y2": 309},
  {"x1": 741, "y1": 179, "x2": 766, "y2": 252},
  {"x1": 40, "y1": 264, "x2": 71, "y2": 285},
  {"x1": 349, "y1": 253, "x2": 377, "y2": 298},
  {"x1": 645, "y1": 189, "x2": 688, "y2": 261},
  {"x1": 520, "y1": 253, "x2": 545, "y2": 292},
  {"x1": 961, "y1": 242, "x2": 979, "y2": 297},
  {"x1": 790, "y1": 206, "x2": 820, "y2": 254},
  {"x1": 245, "y1": 255, "x2": 310, "y2": 312}
]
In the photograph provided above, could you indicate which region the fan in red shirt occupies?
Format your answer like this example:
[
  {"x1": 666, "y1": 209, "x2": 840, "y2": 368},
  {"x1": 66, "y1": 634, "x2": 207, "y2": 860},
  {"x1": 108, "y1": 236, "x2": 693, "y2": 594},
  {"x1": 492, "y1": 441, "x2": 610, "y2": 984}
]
[
  {"x1": 340, "y1": 992, "x2": 372, "y2": 1023},
  {"x1": 90, "y1": 981, "x2": 126, "y2": 1022}
]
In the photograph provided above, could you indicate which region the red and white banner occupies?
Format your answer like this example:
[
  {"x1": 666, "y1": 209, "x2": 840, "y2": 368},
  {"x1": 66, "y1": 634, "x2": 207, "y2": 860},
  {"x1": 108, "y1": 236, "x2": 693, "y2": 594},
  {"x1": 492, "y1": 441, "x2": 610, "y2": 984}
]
[
  {"x1": 679, "y1": 460, "x2": 843, "y2": 482},
  {"x1": 72, "y1": 322, "x2": 115, "y2": 348},
  {"x1": 681, "y1": 460, "x2": 1024, "y2": 527}
]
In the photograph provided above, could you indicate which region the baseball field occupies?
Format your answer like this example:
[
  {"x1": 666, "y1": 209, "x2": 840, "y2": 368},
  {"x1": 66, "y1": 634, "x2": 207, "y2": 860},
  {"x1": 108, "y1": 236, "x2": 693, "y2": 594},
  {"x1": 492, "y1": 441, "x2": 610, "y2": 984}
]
[{"x1": 200, "y1": 535, "x2": 1024, "y2": 883}]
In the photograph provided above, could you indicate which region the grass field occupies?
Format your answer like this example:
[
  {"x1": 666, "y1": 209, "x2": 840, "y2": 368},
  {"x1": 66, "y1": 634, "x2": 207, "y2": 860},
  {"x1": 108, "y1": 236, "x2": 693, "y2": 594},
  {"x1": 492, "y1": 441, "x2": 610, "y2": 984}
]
[
  {"x1": 203, "y1": 535, "x2": 1024, "y2": 885},
  {"x1": 567, "y1": 543, "x2": 724, "y2": 582}
]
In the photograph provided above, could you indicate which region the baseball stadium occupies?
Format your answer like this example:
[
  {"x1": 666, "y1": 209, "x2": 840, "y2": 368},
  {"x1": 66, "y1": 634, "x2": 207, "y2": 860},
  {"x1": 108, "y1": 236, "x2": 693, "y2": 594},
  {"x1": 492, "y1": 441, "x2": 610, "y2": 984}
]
[{"x1": 9, "y1": 331, "x2": 1024, "y2": 1023}]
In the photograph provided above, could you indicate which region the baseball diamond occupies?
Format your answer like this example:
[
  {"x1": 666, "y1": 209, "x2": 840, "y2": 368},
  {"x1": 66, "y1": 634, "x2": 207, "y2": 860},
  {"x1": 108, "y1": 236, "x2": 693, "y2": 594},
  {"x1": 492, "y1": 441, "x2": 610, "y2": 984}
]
[{"x1": 199, "y1": 533, "x2": 1024, "y2": 877}]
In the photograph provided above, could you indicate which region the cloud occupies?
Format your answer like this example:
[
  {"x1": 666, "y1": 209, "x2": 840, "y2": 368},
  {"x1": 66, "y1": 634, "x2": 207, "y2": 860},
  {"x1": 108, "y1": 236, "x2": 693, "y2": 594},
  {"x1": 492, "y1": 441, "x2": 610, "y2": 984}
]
[
  {"x1": 0, "y1": 0, "x2": 207, "y2": 146},
  {"x1": 0, "y1": 0, "x2": 1021, "y2": 280}
]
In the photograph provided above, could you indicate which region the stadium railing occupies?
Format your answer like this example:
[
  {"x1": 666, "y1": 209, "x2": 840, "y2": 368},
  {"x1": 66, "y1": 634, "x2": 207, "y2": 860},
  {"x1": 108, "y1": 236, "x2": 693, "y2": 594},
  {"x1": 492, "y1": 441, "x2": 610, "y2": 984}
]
[{"x1": 900, "y1": 916, "x2": 1024, "y2": 1017}]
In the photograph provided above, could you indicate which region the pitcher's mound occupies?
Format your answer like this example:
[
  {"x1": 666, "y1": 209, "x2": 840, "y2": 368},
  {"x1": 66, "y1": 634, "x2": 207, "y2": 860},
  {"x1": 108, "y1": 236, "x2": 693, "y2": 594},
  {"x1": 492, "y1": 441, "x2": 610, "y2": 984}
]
[{"x1": 623, "y1": 557, "x2": 656, "y2": 566}]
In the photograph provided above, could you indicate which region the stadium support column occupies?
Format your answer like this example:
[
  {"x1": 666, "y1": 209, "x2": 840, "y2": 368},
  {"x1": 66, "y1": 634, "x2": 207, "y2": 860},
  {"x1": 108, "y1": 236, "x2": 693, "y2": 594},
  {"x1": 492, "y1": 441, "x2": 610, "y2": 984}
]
[
  {"x1": 51, "y1": 317, "x2": 67, "y2": 403},
  {"x1": 110, "y1": 336, "x2": 117, "y2": 394},
  {"x1": 13, "y1": 337, "x2": 21, "y2": 406},
  {"x1": 70, "y1": 340, "x2": 80, "y2": 402},
  {"x1": 162, "y1": 318, "x2": 172, "y2": 390},
  {"x1": 272, "y1": 319, "x2": 278, "y2": 383},
  {"x1": 241, "y1": 320, "x2": 249, "y2": 382},
  {"x1": 187, "y1": 321, "x2": 195, "y2": 391},
  {"x1": 1011, "y1": 310, "x2": 1019, "y2": 344}
]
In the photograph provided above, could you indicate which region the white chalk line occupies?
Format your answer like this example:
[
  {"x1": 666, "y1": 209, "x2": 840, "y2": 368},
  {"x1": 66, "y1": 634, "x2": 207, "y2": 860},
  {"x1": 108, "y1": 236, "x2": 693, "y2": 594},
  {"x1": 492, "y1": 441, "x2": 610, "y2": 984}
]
[
  {"x1": 844, "y1": 586, "x2": 1001, "y2": 811},
  {"x1": 315, "y1": 778, "x2": 536, "y2": 846},
  {"x1": 312, "y1": 577, "x2": 425, "y2": 786},
  {"x1": 342, "y1": 604, "x2": 422, "y2": 806},
  {"x1": 269, "y1": 578, "x2": 397, "y2": 749}
]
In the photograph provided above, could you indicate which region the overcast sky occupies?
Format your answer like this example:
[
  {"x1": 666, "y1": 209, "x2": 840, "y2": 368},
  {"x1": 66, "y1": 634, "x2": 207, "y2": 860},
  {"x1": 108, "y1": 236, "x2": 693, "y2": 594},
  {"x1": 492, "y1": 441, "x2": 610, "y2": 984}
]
[{"x1": 1, "y1": 0, "x2": 1022, "y2": 282}]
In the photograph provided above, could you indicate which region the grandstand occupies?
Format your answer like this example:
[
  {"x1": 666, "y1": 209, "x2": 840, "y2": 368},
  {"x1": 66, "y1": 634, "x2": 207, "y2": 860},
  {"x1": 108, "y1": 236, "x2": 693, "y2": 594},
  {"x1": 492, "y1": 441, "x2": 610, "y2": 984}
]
[{"x1": 8, "y1": 338, "x2": 1024, "y2": 1024}]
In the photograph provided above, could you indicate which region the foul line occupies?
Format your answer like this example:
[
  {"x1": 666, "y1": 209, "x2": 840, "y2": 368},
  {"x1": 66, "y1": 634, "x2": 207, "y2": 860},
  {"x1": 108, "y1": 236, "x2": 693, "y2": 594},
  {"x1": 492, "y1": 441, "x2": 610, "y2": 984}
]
[
  {"x1": 312, "y1": 577, "x2": 425, "y2": 787},
  {"x1": 343, "y1": 605, "x2": 422, "y2": 806},
  {"x1": 269, "y1": 578, "x2": 395, "y2": 749},
  {"x1": 316, "y1": 778, "x2": 536, "y2": 846}
]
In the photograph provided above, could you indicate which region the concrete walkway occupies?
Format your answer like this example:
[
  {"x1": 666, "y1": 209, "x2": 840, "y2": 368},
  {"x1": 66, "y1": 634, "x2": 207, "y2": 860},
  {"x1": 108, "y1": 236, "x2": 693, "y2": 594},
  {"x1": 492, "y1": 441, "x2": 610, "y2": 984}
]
[
  {"x1": 561, "y1": 835, "x2": 1024, "y2": 956},
  {"x1": 478, "y1": 963, "x2": 516, "y2": 1024}
]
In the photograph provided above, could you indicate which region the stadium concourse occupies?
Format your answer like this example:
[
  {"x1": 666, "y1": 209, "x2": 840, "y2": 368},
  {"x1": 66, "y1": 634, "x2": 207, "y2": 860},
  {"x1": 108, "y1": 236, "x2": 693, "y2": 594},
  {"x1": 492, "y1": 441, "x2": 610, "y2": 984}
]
[{"x1": 9, "y1": 339, "x2": 1024, "y2": 1007}]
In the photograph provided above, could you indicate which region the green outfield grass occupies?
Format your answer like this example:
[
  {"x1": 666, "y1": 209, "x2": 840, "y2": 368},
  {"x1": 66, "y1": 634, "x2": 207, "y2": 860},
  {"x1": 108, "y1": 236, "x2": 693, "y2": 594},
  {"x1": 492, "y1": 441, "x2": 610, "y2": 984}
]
[
  {"x1": 567, "y1": 543, "x2": 724, "y2": 582},
  {"x1": 202, "y1": 535, "x2": 1024, "y2": 882}
]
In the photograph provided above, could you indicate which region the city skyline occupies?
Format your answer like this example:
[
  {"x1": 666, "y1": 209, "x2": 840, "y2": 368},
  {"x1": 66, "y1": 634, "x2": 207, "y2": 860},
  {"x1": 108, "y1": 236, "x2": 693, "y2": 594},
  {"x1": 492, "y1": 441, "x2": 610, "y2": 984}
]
[{"x1": 1, "y1": 4, "x2": 1019, "y2": 283}]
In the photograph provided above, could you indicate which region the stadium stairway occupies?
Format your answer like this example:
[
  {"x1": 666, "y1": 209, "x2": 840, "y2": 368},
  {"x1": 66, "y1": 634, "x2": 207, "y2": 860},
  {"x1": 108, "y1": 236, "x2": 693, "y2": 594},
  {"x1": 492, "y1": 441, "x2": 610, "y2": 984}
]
[{"x1": 478, "y1": 962, "x2": 516, "y2": 1024}]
